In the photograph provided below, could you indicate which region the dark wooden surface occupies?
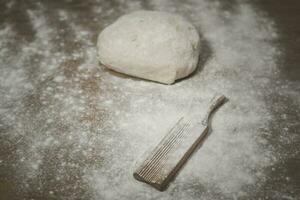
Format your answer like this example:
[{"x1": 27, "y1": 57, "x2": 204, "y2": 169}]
[
  {"x1": 0, "y1": 0, "x2": 299, "y2": 199},
  {"x1": 256, "y1": 0, "x2": 300, "y2": 198}
]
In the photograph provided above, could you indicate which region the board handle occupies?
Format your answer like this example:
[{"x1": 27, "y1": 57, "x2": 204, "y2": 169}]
[{"x1": 202, "y1": 95, "x2": 227, "y2": 125}]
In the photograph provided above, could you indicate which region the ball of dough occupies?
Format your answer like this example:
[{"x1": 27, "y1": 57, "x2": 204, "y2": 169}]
[{"x1": 97, "y1": 10, "x2": 201, "y2": 84}]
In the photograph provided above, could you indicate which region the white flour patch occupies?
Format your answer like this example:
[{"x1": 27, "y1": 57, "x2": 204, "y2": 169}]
[
  {"x1": 0, "y1": 24, "x2": 33, "y2": 106},
  {"x1": 86, "y1": 0, "x2": 280, "y2": 199},
  {"x1": 0, "y1": 0, "x2": 298, "y2": 200}
]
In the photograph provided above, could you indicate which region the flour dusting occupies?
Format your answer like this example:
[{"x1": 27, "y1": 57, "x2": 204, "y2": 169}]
[{"x1": 0, "y1": 0, "x2": 298, "y2": 200}]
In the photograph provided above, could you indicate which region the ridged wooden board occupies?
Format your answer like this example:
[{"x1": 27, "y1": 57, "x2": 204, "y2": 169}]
[{"x1": 133, "y1": 95, "x2": 227, "y2": 191}]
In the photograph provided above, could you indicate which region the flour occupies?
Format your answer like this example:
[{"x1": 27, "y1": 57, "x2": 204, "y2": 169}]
[
  {"x1": 0, "y1": 0, "x2": 298, "y2": 200},
  {"x1": 86, "y1": 2, "x2": 279, "y2": 198}
]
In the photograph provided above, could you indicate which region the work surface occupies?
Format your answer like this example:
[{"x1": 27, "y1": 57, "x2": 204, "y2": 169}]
[{"x1": 0, "y1": 0, "x2": 299, "y2": 199}]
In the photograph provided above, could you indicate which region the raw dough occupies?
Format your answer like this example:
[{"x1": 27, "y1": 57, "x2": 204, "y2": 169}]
[{"x1": 97, "y1": 10, "x2": 201, "y2": 84}]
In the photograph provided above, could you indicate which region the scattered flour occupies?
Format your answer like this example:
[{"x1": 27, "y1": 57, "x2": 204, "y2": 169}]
[
  {"x1": 85, "y1": 1, "x2": 281, "y2": 199},
  {"x1": 0, "y1": 0, "x2": 299, "y2": 200}
]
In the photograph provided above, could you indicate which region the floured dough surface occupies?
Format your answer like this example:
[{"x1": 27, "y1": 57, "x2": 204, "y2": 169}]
[{"x1": 97, "y1": 10, "x2": 201, "y2": 84}]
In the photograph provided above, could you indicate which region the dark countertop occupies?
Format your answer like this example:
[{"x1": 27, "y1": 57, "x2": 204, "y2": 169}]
[{"x1": 0, "y1": 0, "x2": 299, "y2": 199}]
